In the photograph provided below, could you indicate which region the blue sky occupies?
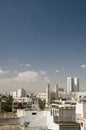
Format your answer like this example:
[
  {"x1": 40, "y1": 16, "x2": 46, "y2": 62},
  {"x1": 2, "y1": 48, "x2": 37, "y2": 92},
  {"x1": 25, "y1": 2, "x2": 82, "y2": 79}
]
[{"x1": 0, "y1": 0, "x2": 86, "y2": 92}]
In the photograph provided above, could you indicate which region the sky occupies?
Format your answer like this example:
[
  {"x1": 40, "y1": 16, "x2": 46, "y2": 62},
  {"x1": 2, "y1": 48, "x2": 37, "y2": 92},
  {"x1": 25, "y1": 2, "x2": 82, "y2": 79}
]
[{"x1": 0, "y1": 0, "x2": 86, "y2": 93}]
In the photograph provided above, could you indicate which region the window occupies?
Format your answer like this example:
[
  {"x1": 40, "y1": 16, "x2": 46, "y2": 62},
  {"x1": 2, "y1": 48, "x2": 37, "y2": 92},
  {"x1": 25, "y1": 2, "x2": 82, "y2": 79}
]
[
  {"x1": 32, "y1": 112, "x2": 36, "y2": 115},
  {"x1": 81, "y1": 122, "x2": 83, "y2": 127},
  {"x1": 14, "y1": 103, "x2": 17, "y2": 105}
]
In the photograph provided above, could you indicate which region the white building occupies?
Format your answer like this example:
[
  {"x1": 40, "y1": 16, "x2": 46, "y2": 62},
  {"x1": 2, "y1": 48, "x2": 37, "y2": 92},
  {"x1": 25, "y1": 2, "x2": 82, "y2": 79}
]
[
  {"x1": 13, "y1": 91, "x2": 17, "y2": 98},
  {"x1": 16, "y1": 99, "x2": 80, "y2": 130},
  {"x1": 67, "y1": 77, "x2": 74, "y2": 93},
  {"x1": 74, "y1": 77, "x2": 79, "y2": 91},
  {"x1": 17, "y1": 88, "x2": 27, "y2": 98},
  {"x1": 54, "y1": 84, "x2": 59, "y2": 99},
  {"x1": 12, "y1": 88, "x2": 27, "y2": 98},
  {"x1": 46, "y1": 84, "x2": 50, "y2": 106},
  {"x1": 76, "y1": 102, "x2": 84, "y2": 118},
  {"x1": 76, "y1": 103, "x2": 86, "y2": 130}
]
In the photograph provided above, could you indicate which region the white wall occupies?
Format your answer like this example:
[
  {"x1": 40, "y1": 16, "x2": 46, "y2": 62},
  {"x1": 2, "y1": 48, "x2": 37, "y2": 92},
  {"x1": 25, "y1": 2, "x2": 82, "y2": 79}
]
[
  {"x1": 76, "y1": 103, "x2": 83, "y2": 118},
  {"x1": 17, "y1": 109, "x2": 25, "y2": 117},
  {"x1": 18, "y1": 110, "x2": 59, "y2": 130},
  {"x1": 46, "y1": 111, "x2": 59, "y2": 130},
  {"x1": 13, "y1": 91, "x2": 17, "y2": 98},
  {"x1": 20, "y1": 110, "x2": 47, "y2": 125}
]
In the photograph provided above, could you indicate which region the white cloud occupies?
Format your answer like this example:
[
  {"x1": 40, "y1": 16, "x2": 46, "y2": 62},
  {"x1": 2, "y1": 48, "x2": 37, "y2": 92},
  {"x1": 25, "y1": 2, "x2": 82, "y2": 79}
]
[
  {"x1": 0, "y1": 69, "x2": 9, "y2": 75},
  {"x1": 14, "y1": 71, "x2": 40, "y2": 82},
  {"x1": 44, "y1": 76, "x2": 50, "y2": 83},
  {"x1": 56, "y1": 70, "x2": 60, "y2": 73},
  {"x1": 39, "y1": 70, "x2": 46, "y2": 76},
  {"x1": 20, "y1": 63, "x2": 32, "y2": 67},
  {"x1": 25, "y1": 64, "x2": 32, "y2": 67},
  {"x1": 0, "y1": 69, "x2": 50, "y2": 92},
  {"x1": 13, "y1": 70, "x2": 18, "y2": 74},
  {"x1": 81, "y1": 64, "x2": 86, "y2": 68}
]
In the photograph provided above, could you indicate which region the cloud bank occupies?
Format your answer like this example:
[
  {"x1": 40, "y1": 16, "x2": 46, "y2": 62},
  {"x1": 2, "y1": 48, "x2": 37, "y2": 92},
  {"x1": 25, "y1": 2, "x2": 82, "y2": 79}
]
[{"x1": 0, "y1": 69, "x2": 49, "y2": 92}]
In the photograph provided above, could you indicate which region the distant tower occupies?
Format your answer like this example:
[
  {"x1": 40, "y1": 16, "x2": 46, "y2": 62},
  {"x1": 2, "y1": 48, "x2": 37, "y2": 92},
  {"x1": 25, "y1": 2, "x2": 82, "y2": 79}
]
[
  {"x1": 55, "y1": 84, "x2": 59, "y2": 99},
  {"x1": 74, "y1": 77, "x2": 79, "y2": 91},
  {"x1": 67, "y1": 77, "x2": 74, "y2": 93},
  {"x1": 46, "y1": 84, "x2": 50, "y2": 106},
  {"x1": 67, "y1": 77, "x2": 79, "y2": 93}
]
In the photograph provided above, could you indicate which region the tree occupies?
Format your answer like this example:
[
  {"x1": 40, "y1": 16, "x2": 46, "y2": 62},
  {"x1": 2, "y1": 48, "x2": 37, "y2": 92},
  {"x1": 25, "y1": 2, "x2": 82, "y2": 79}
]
[
  {"x1": 38, "y1": 98, "x2": 45, "y2": 110},
  {"x1": 1, "y1": 95, "x2": 13, "y2": 112}
]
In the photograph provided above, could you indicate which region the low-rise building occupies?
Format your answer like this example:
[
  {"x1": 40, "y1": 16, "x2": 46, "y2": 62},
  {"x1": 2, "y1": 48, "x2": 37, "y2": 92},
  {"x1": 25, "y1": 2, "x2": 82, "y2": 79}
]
[
  {"x1": 12, "y1": 97, "x2": 32, "y2": 111},
  {"x1": 36, "y1": 92, "x2": 46, "y2": 101},
  {"x1": 51, "y1": 100, "x2": 76, "y2": 122},
  {"x1": 75, "y1": 91, "x2": 86, "y2": 102}
]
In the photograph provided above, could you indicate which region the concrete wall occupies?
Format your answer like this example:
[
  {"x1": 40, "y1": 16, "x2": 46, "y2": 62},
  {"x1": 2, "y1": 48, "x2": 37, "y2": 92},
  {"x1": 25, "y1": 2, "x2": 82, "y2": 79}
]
[
  {"x1": 59, "y1": 108, "x2": 76, "y2": 122},
  {"x1": 0, "y1": 112, "x2": 17, "y2": 119},
  {"x1": 0, "y1": 125, "x2": 22, "y2": 130}
]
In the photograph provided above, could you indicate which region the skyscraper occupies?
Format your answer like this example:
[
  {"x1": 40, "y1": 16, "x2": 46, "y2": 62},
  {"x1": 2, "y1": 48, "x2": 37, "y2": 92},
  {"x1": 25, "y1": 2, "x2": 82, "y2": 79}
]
[
  {"x1": 46, "y1": 84, "x2": 50, "y2": 106},
  {"x1": 55, "y1": 84, "x2": 59, "y2": 99},
  {"x1": 74, "y1": 77, "x2": 79, "y2": 91},
  {"x1": 67, "y1": 77, "x2": 74, "y2": 93},
  {"x1": 67, "y1": 77, "x2": 79, "y2": 93}
]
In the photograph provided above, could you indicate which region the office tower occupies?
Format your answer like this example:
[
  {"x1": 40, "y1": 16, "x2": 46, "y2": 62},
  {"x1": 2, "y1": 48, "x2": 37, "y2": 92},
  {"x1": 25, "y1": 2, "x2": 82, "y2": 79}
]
[
  {"x1": 67, "y1": 77, "x2": 79, "y2": 93},
  {"x1": 46, "y1": 84, "x2": 50, "y2": 106},
  {"x1": 67, "y1": 77, "x2": 74, "y2": 93},
  {"x1": 74, "y1": 77, "x2": 79, "y2": 91},
  {"x1": 55, "y1": 84, "x2": 59, "y2": 99},
  {"x1": 17, "y1": 88, "x2": 27, "y2": 97},
  {"x1": 13, "y1": 91, "x2": 17, "y2": 98}
]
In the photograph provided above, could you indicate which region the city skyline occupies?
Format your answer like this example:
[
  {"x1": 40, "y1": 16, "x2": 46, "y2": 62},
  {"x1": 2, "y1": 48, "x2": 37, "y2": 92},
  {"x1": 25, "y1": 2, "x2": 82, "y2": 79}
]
[{"x1": 0, "y1": 0, "x2": 86, "y2": 92}]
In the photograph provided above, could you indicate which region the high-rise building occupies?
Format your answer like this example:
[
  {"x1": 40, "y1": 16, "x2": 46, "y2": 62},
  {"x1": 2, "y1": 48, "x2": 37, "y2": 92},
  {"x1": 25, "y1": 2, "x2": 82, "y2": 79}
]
[
  {"x1": 46, "y1": 84, "x2": 50, "y2": 106},
  {"x1": 67, "y1": 77, "x2": 74, "y2": 93},
  {"x1": 13, "y1": 91, "x2": 17, "y2": 98},
  {"x1": 17, "y1": 88, "x2": 27, "y2": 97},
  {"x1": 67, "y1": 77, "x2": 79, "y2": 93},
  {"x1": 74, "y1": 77, "x2": 79, "y2": 91},
  {"x1": 55, "y1": 84, "x2": 59, "y2": 99}
]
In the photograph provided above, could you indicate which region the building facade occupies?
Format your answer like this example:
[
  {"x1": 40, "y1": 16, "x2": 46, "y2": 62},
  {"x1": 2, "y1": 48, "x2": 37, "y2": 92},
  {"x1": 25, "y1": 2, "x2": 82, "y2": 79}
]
[
  {"x1": 51, "y1": 100, "x2": 76, "y2": 122},
  {"x1": 12, "y1": 97, "x2": 32, "y2": 111}
]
